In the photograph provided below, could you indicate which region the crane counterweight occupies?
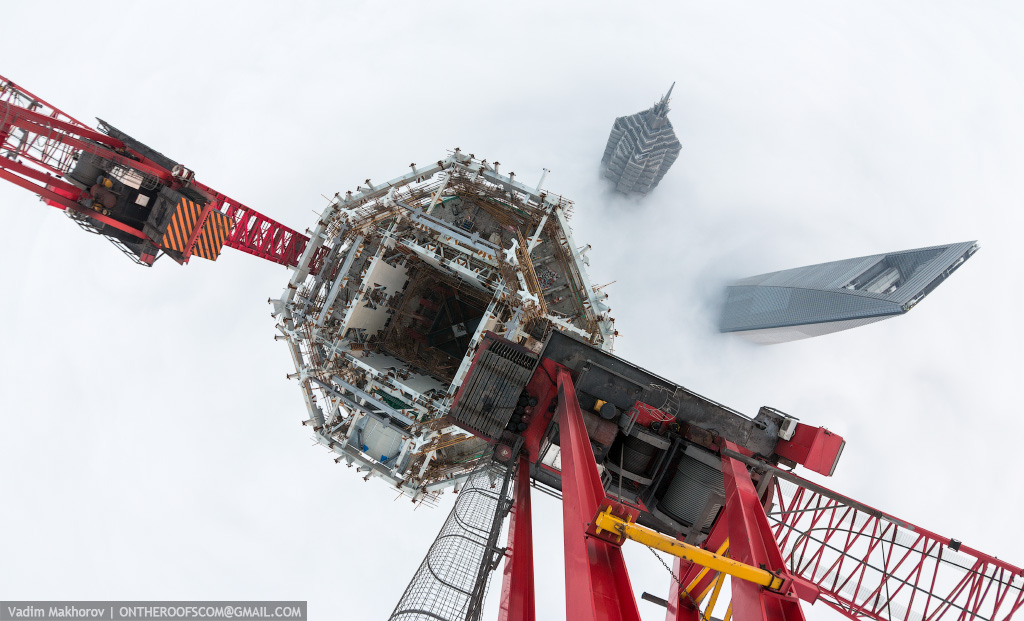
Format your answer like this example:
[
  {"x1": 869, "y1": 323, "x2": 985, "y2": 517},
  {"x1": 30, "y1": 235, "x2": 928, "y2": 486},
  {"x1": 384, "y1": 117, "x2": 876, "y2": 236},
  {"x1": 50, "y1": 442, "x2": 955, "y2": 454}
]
[
  {"x1": 0, "y1": 74, "x2": 313, "y2": 268},
  {"x1": 1, "y1": 73, "x2": 1019, "y2": 621}
]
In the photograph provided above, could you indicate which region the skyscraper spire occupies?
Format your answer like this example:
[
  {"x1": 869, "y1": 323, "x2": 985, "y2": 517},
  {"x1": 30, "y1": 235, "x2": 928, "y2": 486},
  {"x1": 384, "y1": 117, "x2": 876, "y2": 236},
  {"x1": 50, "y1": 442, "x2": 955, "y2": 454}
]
[{"x1": 661, "y1": 81, "x2": 675, "y2": 106}]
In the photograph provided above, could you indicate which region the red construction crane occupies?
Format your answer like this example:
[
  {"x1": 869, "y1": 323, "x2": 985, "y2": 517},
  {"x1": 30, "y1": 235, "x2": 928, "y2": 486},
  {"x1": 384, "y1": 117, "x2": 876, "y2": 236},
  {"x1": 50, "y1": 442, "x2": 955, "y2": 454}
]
[
  {"x1": 2, "y1": 74, "x2": 1020, "y2": 621},
  {"x1": 464, "y1": 347, "x2": 1024, "y2": 621},
  {"x1": 0, "y1": 74, "x2": 323, "y2": 270}
]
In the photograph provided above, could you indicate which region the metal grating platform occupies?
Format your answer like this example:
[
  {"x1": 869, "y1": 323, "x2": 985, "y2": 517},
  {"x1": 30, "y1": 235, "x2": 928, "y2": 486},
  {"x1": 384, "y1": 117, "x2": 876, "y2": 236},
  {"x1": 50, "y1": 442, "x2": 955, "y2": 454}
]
[{"x1": 448, "y1": 337, "x2": 538, "y2": 439}]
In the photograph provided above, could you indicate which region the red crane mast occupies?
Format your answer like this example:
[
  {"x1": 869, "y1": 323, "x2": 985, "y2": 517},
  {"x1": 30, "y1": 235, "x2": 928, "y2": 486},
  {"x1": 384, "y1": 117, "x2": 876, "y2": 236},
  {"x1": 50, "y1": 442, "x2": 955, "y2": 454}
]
[
  {"x1": 478, "y1": 361, "x2": 1024, "y2": 621},
  {"x1": 2, "y1": 74, "x2": 1020, "y2": 621}
]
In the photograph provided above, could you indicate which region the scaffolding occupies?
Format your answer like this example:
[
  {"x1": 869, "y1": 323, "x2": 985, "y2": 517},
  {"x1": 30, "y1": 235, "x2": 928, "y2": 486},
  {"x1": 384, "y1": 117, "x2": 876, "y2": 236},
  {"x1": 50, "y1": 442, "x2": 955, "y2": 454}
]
[{"x1": 276, "y1": 151, "x2": 615, "y2": 500}]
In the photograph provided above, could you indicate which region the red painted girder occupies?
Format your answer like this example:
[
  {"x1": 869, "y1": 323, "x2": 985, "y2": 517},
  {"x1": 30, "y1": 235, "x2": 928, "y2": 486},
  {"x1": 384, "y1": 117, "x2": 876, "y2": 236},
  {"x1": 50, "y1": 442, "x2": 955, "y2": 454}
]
[
  {"x1": 0, "y1": 99, "x2": 123, "y2": 150},
  {"x1": 0, "y1": 101, "x2": 173, "y2": 183},
  {"x1": 665, "y1": 516, "x2": 731, "y2": 621},
  {"x1": 1, "y1": 77, "x2": 88, "y2": 175},
  {"x1": 0, "y1": 156, "x2": 82, "y2": 199},
  {"x1": 0, "y1": 168, "x2": 151, "y2": 242},
  {"x1": 1, "y1": 75, "x2": 316, "y2": 270},
  {"x1": 222, "y1": 202, "x2": 309, "y2": 268},
  {"x1": 665, "y1": 557, "x2": 701, "y2": 621},
  {"x1": 521, "y1": 358, "x2": 560, "y2": 463},
  {"x1": 766, "y1": 474, "x2": 1024, "y2": 621},
  {"x1": 721, "y1": 440, "x2": 808, "y2": 621},
  {"x1": 556, "y1": 368, "x2": 641, "y2": 621},
  {"x1": 1, "y1": 117, "x2": 169, "y2": 182},
  {"x1": 498, "y1": 456, "x2": 536, "y2": 621},
  {"x1": 167, "y1": 181, "x2": 314, "y2": 269},
  {"x1": 0, "y1": 74, "x2": 91, "y2": 129}
]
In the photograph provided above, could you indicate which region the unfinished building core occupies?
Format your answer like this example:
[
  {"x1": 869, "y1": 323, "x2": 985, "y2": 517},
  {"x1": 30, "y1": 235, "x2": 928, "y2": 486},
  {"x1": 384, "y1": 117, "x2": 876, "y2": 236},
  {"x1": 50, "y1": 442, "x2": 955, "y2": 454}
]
[{"x1": 273, "y1": 151, "x2": 615, "y2": 503}]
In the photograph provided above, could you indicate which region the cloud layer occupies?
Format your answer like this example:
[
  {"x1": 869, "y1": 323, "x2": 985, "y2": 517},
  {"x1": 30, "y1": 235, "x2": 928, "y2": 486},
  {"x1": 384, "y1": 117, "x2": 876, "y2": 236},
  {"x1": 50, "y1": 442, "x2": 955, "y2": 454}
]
[{"x1": 1, "y1": 2, "x2": 1021, "y2": 619}]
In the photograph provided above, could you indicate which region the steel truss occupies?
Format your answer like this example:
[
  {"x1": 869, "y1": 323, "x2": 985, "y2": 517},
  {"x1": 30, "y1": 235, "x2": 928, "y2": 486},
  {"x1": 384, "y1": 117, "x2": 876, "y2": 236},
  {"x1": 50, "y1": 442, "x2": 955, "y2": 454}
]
[
  {"x1": 0, "y1": 74, "x2": 311, "y2": 268},
  {"x1": 767, "y1": 473, "x2": 1024, "y2": 621}
]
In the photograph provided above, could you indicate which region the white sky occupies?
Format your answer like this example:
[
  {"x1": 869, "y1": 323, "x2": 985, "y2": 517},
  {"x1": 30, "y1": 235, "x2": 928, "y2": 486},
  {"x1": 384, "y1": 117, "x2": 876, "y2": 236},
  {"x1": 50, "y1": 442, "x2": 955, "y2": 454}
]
[{"x1": 1, "y1": 2, "x2": 1022, "y2": 620}]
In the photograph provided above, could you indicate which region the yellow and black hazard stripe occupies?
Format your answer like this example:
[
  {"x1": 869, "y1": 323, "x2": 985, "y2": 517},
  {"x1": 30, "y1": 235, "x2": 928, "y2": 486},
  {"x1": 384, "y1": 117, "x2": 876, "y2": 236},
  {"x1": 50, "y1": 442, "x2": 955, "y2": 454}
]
[
  {"x1": 160, "y1": 197, "x2": 233, "y2": 261},
  {"x1": 161, "y1": 197, "x2": 202, "y2": 253},
  {"x1": 192, "y1": 210, "x2": 232, "y2": 261}
]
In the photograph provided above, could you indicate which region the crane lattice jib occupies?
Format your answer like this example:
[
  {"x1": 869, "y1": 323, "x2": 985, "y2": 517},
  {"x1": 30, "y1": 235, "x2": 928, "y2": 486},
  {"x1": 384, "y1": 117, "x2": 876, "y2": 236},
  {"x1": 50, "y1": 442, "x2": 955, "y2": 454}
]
[
  {"x1": 767, "y1": 471, "x2": 1024, "y2": 621},
  {"x1": 0, "y1": 76, "x2": 92, "y2": 175},
  {"x1": 0, "y1": 73, "x2": 318, "y2": 270}
]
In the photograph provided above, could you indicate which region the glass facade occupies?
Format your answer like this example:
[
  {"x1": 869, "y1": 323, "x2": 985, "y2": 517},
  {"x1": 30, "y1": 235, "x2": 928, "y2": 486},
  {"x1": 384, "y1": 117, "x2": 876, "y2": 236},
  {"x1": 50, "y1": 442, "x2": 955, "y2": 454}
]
[
  {"x1": 719, "y1": 241, "x2": 978, "y2": 344},
  {"x1": 601, "y1": 84, "x2": 682, "y2": 195}
]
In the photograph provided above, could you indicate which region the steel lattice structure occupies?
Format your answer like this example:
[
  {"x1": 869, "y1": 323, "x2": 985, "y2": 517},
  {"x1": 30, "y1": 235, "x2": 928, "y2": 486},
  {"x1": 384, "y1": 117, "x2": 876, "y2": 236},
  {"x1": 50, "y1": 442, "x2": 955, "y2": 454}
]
[
  {"x1": 768, "y1": 475, "x2": 1024, "y2": 621},
  {"x1": 0, "y1": 74, "x2": 315, "y2": 268},
  {"x1": 1, "y1": 72, "x2": 1020, "y2": 621},
  {"x1": 389, "y1": 460, "x2": 516, "y2": 621}
]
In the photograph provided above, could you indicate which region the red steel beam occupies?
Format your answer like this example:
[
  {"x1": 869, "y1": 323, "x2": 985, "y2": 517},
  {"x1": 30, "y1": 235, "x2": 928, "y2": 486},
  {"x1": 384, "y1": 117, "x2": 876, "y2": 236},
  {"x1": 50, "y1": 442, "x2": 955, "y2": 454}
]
[
  {"x1": 664, "y1": 557, "x2": 700, "y2": 621},
  {"x1": 774, "y1": 470, "x2": 1023, "y2": 576},
  {"x1": 222, "y1": 202, "x2": 309, "y2": 268},
  {"x1": 556, "y1": 368, "x2": 641, "y2": 621},
  {"x1": 0, "y1": 101, "x2": 174, "y2": 183},
  {"x1": 3, "y1": 116, "x2": 171, "y2": 181},
  {"x1": 0, "y1": 100, "x2": 124, "y2": 150},
  {"x1": 498, "y1": 455, "x2": 536, "y2": 621},
  {"x1": 721, "y1": 441, "x2": 809, "y2": 621},
  {"x1": 0, "y1": 74, "x2": 91, "y2": 129},
  {"x1": 665, "y1": 516, "x2": 730, "y2": 621},
  {"x1": 0, "y1": 157, "x2": 82, "y2": 199},
  {"x1": 766, "y1": 473, "x2": 1024, "y2": 621},
  {"x1": 0, "y1": 168, "x2": 150, "y2": 241}
]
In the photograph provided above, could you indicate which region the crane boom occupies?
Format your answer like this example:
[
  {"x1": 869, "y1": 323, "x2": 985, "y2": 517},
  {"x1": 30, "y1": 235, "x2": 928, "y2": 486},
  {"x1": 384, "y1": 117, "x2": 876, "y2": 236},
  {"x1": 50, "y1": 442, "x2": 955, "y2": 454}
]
[
  {"x1": 767, "y1": 469, "x2": 1023, "y2": 621},
  {"x1": 0, "y1": 74, "x2": 321, "y2": 269},
  {"x1": 3, "y1": 72, "x2": 1019, "y2": 621}
]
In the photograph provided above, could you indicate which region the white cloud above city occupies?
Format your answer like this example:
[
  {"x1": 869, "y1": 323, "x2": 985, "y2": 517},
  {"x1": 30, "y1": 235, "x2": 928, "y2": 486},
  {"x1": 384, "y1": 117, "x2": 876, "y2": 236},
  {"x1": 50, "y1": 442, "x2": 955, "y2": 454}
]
[{"x1": 1, "y1": 3, "x2": 1021, "y2": 620}]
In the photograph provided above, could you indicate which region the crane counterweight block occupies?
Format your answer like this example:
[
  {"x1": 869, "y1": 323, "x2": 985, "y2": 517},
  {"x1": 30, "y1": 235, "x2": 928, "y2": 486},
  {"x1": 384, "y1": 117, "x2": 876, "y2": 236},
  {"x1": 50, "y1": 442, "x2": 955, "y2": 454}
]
[
  {"x1": 7, "y1": 74, "x2": 1024, "y2": 621},
  {"x1": 1, "y1": 73, "x2": 311, "y2": 269}
]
